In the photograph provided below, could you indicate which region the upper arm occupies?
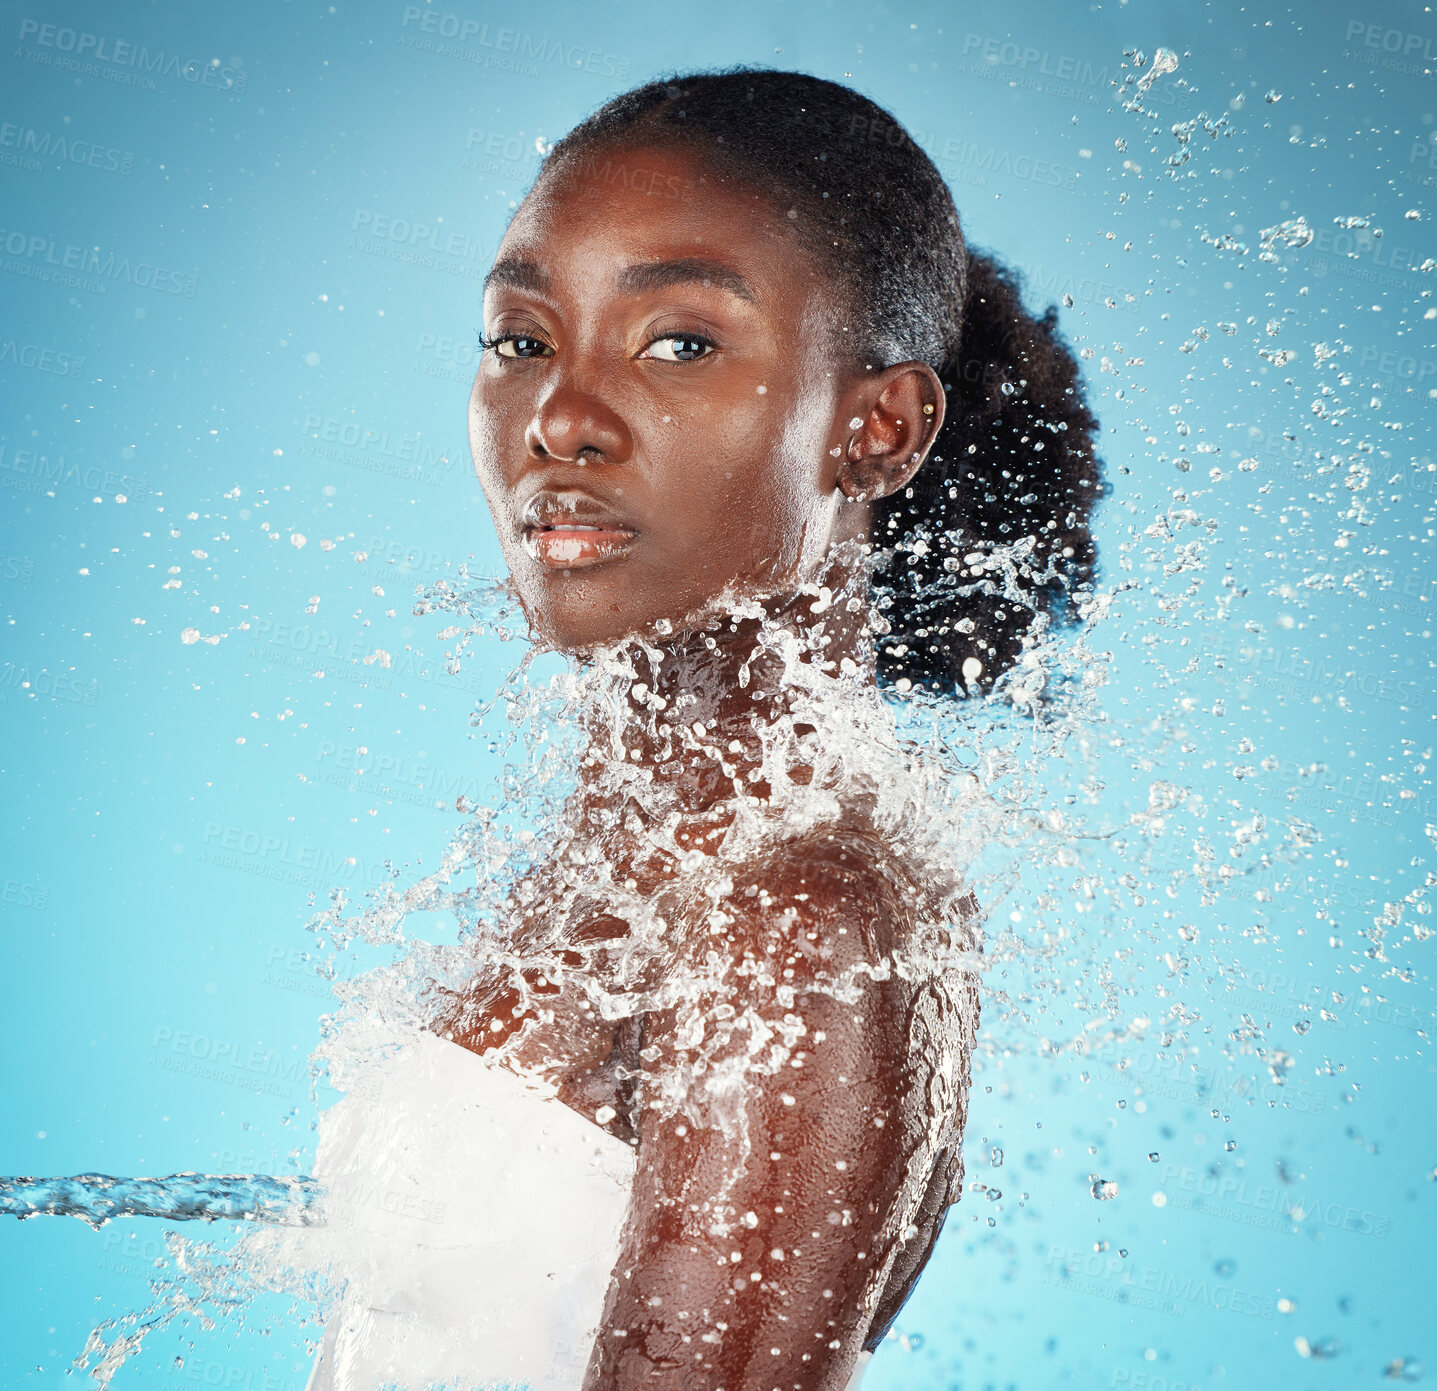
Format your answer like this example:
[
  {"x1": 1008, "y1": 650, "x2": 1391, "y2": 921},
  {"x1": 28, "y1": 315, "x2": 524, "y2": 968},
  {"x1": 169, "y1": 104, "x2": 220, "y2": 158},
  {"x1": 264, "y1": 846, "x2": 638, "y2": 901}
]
[{"x1": 584, "y1": 848, "x2": 949, "y2": 1391}]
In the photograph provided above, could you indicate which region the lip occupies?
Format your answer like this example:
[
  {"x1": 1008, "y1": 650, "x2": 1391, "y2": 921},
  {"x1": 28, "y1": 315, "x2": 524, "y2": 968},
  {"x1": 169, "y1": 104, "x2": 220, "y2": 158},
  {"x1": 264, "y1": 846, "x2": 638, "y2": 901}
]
[{"x1": 520, "y1": 488, "x2": 638, "y2": 570}]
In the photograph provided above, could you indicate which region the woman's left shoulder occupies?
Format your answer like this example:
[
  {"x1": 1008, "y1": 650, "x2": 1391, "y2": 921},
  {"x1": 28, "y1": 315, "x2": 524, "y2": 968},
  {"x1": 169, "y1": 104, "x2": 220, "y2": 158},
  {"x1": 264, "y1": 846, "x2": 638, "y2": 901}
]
[
  {"x1": 725, "y1": 821, "x2": 914, "y2": 967},
  {"x1": 725, "y1": 814, "x2": 981, "y2": 968}
]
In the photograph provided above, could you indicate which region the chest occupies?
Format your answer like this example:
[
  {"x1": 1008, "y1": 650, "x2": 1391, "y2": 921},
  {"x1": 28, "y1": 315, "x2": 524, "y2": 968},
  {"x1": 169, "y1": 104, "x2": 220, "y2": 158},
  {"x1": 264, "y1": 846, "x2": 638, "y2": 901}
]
[{"x1": 466, "y1": 862, "x2": 675, "y2": 1141}]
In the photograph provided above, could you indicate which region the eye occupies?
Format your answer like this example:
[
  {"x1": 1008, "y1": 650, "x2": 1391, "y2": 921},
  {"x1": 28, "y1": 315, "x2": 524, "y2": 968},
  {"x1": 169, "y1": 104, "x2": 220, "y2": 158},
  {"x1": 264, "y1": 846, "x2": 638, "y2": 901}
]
[
  {"x1": 641, "y1": 332, "x2": 716, "y2": 363},
  {"x1": 484, "y1": 333, "x2": 555, "y2": 360}
]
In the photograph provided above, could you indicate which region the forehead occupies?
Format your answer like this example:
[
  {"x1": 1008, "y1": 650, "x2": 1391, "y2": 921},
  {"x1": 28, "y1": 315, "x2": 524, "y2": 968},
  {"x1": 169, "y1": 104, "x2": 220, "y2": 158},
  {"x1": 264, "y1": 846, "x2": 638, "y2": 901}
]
[{"x1": 490, "y1": 143, "x2": 829, "y2": 312}]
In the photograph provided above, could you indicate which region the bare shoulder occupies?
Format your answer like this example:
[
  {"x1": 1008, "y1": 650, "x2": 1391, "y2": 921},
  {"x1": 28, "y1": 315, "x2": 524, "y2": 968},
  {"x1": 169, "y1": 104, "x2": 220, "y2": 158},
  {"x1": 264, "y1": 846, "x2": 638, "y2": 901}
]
[
  {"x1": 722, "y1": 820, "x2": 917, "y2": 974},
  {"x1": 695, "y1": 821, "x2": 919, "y2": 1017}
]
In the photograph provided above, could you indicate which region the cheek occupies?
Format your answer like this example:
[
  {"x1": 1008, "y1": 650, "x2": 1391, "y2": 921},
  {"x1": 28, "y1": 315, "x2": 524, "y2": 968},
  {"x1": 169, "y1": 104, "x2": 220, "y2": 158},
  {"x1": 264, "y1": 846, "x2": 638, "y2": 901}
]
[
  {"x1": 739, "y1": 390, "x2": 836, "y2": 561},
  {"x1": 468, "y1": 392, "x2": 513, "y2": 506},
  {"x1": 467, "y1": 386, "x2": 495, "y2": 474},
  {"x1": 674, "y1": 418, "x2": 806, "y2": 547},
  {"x1": 657, "y1": 393, "x2": 831, "y2": 571}
]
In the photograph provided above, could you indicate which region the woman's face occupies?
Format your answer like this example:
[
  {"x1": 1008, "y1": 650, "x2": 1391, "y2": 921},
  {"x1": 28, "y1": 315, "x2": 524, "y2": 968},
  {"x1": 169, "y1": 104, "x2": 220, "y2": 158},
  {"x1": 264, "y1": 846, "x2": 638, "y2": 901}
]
[{"x1": 469, "y1": 142, "x2": 873, "y2": 651}]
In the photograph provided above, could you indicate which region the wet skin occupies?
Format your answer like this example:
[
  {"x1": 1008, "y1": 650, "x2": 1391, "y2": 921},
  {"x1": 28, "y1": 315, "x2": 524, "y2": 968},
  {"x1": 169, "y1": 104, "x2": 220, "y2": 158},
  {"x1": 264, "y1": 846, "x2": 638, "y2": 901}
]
[{"x1": 443, "y1": 142, "x2": 973, "y2": 1390}]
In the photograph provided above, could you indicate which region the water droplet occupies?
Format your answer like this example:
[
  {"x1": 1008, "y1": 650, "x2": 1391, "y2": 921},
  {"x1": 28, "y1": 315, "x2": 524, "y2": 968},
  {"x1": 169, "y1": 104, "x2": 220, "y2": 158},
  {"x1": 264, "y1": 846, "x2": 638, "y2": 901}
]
[
  {"x1": 1091, "y1": 1179, "x2": 1119, "y2": 1200},
  {"x1": 1384, "y1": 1356, "x2": 1425, "y2": 1382}
]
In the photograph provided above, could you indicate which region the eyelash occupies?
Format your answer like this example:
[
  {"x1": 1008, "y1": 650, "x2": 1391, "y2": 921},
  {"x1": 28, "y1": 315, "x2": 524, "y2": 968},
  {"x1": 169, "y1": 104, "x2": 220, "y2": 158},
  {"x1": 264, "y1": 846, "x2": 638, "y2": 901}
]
[{"x1": 475, "y1": 325, "x2": 717, "y2": 362}]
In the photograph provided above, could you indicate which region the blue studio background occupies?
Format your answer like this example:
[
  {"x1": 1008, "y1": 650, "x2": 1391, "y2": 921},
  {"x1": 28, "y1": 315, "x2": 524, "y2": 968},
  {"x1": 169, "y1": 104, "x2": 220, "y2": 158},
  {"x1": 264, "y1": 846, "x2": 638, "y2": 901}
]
[{"x1": 2, "y1": 1, "x2": 1434, "y2": 1388}]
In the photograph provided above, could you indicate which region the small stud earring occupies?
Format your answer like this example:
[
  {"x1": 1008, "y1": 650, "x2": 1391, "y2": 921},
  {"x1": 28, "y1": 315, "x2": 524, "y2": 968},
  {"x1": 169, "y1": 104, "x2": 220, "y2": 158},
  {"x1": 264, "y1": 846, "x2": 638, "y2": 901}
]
[{"x1": 922, "y1": 403, "x2": 935, "y2": 415}]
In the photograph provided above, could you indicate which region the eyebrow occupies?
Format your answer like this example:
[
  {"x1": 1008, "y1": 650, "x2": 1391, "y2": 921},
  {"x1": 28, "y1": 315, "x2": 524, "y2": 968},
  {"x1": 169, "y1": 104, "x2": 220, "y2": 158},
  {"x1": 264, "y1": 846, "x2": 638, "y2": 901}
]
[{"x1": 483, "y1": 256, "x2": 758, "y2": 305}]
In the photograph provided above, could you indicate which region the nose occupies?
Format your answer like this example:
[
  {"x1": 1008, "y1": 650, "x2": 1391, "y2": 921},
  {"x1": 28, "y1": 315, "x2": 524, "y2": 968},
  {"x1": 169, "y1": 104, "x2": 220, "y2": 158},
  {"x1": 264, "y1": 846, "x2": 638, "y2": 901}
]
[{"x1": 525, "y1": 365, "x2": 633, "y2": 467}]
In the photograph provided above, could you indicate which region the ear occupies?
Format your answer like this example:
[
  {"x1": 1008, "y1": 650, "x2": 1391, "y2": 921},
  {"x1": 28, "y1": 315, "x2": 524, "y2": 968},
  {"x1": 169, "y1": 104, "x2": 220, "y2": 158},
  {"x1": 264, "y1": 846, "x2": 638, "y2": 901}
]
[{"x1": 833, "y1": 362, "x2": 946, "y2": 503}]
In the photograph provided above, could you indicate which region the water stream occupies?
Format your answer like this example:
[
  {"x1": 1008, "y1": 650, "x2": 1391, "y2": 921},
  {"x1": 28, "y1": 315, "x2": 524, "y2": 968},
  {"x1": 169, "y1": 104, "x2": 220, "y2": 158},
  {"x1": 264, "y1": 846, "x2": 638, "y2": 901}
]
[{"x1": 0, "y1": 1173, "x2": 322, "y2": 1228}]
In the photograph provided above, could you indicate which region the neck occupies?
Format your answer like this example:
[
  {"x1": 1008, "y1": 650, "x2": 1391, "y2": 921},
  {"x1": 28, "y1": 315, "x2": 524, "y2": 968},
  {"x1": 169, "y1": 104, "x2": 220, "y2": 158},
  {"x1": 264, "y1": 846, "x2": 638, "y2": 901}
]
[{"x1": 574, "y1": 545, "x2": 880, "y2": 814}]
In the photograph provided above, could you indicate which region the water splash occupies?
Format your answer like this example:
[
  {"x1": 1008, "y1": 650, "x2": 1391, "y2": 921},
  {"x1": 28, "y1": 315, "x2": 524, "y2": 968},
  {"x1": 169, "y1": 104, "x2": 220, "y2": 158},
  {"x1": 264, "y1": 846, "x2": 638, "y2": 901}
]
[
  {"x1": 1257, "y1": 216, "x2": 1315, "y2": 262},
  {"x1": 1120, "y1": 46, "x2": 1181, "y2": 112},
  {"x1": 58, "y1": 42, "x2": 1437, "y2": 1384},
  {"x1": 1135, "y1": 47, "x2": 1180, "y2": 96},
  {"x1": 0, "y1": 1173, "x2": 322, "y2": 1228},
  {"x1": 213, "y1": 546, "x2": 1084, "y2": 1387}
]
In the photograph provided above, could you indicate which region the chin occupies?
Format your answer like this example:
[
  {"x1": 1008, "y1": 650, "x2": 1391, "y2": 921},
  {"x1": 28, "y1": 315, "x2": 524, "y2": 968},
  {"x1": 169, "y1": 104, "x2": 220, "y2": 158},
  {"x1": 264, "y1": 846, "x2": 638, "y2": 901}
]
[
  {"x1": 513, "y1": 560, "x2": 737, "y2": 656},
  {"x1": 517, "y1": 581, "x2": 651, "y2": 655}
]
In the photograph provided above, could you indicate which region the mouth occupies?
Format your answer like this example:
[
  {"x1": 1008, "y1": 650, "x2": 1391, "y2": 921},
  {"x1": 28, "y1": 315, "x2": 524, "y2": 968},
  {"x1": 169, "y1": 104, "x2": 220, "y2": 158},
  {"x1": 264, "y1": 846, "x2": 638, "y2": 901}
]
[{"x1": 520, "y1": 489, "x2": 638, "y2": 570}]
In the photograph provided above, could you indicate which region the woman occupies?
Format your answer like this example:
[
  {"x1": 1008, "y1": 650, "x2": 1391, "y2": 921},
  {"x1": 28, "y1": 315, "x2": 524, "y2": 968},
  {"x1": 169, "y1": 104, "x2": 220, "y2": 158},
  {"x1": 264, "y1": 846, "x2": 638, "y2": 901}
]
[{"x1": 293, "y1": 67, "x2": 1101, "y2": 1391}]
